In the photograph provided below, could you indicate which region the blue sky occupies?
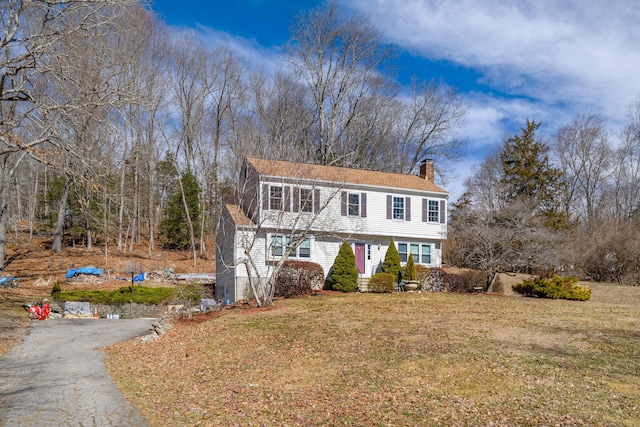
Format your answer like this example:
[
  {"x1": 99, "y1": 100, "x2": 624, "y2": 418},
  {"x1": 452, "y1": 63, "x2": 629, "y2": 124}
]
[{"x1": 151, "y1": 0, "x2": 640, "y2": 198}]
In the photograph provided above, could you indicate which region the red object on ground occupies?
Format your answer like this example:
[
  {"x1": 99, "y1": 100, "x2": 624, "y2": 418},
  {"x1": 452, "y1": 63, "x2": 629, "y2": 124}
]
[{"x1": 28, "y1": 303, "x2": 50, "y2": 320}]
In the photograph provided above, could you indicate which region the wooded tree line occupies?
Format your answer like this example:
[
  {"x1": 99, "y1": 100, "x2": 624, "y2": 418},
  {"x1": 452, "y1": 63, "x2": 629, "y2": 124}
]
[
  {"x1": 2, "y1": 1, "x2": 639, "y2": 284},
  {"x1": 448, "y1": 110, "x2": 640, "y2": 286},
  {"x1": 0, "y1": 1, "x2": 466, "y2": 269}
]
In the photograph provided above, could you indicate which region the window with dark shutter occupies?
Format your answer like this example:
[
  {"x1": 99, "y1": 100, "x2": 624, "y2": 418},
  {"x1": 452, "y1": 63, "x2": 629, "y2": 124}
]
[
  {"x1": 269, "y1": 186, "x2": 283, "y2": 210},
  {"x1": 386, "y1": 195, "x2": 392, "y2": 219},
  {"x1": 440, "y1": 200, "x2": 446, "y2": 224},
  {"x1": 341, "y1": 191, "x2": 347, "y2": 216},
  {"x1": 300, "y1": 188, "x2": 313, "y2": 213}
]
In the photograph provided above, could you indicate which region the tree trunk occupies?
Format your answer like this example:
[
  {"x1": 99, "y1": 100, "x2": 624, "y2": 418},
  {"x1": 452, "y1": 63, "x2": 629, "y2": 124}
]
[
  {"x1": 117, "y1": 161, "x2": 125, "y2": 250},
  {"x1": 52, "y1": 177, "x2": 71, "y2": 253}
]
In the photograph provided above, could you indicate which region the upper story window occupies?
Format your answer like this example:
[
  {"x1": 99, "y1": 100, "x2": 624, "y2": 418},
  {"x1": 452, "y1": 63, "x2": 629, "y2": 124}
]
[
  {"x1": 262, "y1": 184, "x2": 291, "y2": 212},
  {"x1": 387, "y1": 195, "x2": 411, "y2": 221},
  {"x1": 422, "y1": 198, "x2": 446, "y2": 224},
  {"x1": 393, "y1": 197, "x2": 405, "y2": 220},
  {"x1": 300, "y1": 188, "x2": 313, "y2": 213},
  {"x1": 348, "y1": 193, "x2": 360, "y2": 216},
  {"x1": 270, "y1": 186, "x2": 283, "y2": 210},
  {"x1": 428, "y1": 200, "x2": 439, "y2": 222},
  {"x1": 341, "y1": 191, "x2": 367, "y2": 217}
]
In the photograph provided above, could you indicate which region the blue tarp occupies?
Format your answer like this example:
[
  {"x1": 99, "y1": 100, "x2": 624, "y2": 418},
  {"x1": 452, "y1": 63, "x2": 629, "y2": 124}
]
[
  {"x1": 116, "y1": 273, "x2": 145, "y2": 282},
  {"x1": 66, "y1": 266, "x2": 103, "y2": 279},
  {"x1": 0, "y1": 276, "x2": 17, "y2": 286}
]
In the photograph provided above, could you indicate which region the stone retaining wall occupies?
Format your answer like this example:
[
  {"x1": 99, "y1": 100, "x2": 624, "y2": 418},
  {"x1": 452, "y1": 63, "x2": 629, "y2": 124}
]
[{"x1": 93, "y1": 303, "x2": 166, "y2": 319}]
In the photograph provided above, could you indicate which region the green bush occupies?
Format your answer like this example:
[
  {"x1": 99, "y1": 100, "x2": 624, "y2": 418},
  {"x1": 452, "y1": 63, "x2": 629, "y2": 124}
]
[
  {"x1": 368, "y1": 272, "x2": 396, "y2": 293},
  {"x1": 402, "y1": 254, "x2": 417, "y2": 281},
  {"x1": 51, "y1": 281, "x2": 62, "y2": 302},
  {"x1": 566, "y1": 284, "x2": 592, "y2": 301},
  {"x1": 59, "y1": 286, "x2": 175, "y2": 305},
  {"x1": 382, "y1": 238, "x2": 401, "y2": 283},
  {"x1": 512, "y1": 275, "x2": 590, "y2": 301},
  {"x1": 327, "y1": 241, "x2": 359, "y2": 292}
]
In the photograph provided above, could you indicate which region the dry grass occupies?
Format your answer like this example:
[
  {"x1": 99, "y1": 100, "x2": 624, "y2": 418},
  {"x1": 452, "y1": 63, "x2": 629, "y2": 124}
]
[{"x1": 106, "y1": 283, "x2": 640, "y2": 427}]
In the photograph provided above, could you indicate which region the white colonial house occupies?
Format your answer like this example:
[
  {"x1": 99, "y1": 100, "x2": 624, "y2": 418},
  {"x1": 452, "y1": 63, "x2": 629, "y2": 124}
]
[{"x1": 216, "y1": 157, "x2": 448, "y2": 303}]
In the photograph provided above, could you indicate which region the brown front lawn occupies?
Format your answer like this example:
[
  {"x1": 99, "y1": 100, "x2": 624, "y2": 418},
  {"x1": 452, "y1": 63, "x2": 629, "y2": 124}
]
[{"x1": 106, "y1": 284, "x2": 640, "y2": 426}]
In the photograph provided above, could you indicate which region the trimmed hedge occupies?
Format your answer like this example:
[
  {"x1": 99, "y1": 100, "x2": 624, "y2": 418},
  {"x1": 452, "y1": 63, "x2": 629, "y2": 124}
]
[
  {"x1": 275, "y1": 260, "x2": 324, "y2": 298},
  {"x1": 59, "y1": 286, "x2": 176, "y2": 305},
  {"x1": 368, "y1": 272, "x2": 396, "y2": 293},
  {"x1": 512, "y1": 276, "x2": 591, "y2": 301}
]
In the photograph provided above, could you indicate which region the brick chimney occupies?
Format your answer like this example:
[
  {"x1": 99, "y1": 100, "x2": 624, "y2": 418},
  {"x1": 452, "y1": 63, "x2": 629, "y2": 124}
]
[{"x1": 419, "y1": 159, "x2": 434, "y2": 182}]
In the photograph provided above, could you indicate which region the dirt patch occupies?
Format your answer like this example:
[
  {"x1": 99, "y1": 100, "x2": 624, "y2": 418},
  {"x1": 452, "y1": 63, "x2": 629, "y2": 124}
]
[{"x1": 0, "y1": 233, "x2": 215, "y2": 357}]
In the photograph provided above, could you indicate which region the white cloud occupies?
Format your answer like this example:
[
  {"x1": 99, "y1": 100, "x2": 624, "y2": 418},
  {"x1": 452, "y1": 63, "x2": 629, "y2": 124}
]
[{"x1": 345, "y1": 0, "x2": 640, "y2": 130}]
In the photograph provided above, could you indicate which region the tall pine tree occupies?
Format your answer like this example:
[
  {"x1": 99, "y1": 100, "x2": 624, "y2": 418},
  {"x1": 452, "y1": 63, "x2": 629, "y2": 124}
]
[
  {"x1": 500, "y1": 119, "x2": 565, "y2": 226},
  {"x1": 160, "y1": 172, "x2": 201, "y2": 249}
]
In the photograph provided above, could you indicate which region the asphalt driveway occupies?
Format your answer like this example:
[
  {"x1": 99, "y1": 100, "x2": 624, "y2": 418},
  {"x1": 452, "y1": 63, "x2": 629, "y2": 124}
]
[{"x1": 0, "y1": 318, "x2": 154, "y2": 427}]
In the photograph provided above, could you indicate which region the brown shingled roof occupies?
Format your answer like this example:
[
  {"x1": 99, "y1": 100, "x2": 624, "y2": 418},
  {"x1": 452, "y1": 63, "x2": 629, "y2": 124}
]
[
  {"x1": 246, "y1": 157, "x2": 448, "y2": 194},
  {"x1": 225, "y1": 204, "x2": 255, "y2": 227}
]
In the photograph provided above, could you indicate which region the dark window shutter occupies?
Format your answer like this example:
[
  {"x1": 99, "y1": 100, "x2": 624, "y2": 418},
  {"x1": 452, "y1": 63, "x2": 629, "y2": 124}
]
[
  {"x1": 360, "y1": 193, "x2": 367, "y2": 217},
  {"x1": 292, "y1": 187, "x2": 299, "y2": 212},
  {"x1": 284, "y1": 186, "x2": 291, "y2": 212},
  {"x1": 314, "y1": 189, "x2": 320, "y2": 214},
  {"x1": 386, "y1": 195, "x2": 392, "y2": 219},
  {"x1": 440, "y1": 200, "x2": 446, "y2": 223},
  {"x1": 341, "y1": 191, "x2": 347, "y2": 216},
  {"x1": 422, "y1": 199, "x2": 427, "y2": 222},
  {"x1": 405, "y1": 197, "x2": 411, "y2": 221},
  {"x1": 262, "y1": 184, "x2": 269, "y2": 210}
]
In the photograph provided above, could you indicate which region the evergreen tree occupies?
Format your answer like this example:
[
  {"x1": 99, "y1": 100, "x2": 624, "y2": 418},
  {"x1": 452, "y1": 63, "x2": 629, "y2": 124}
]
[
  {"x1": 382, "y1": 237, "x2": 401, "y2": 282},
  {"x1": 500, "y1": 119, "x2": 565, "y2": 224},
  {"x1": 327, "y1": 241, "x2": 359, "y2": 292},
  {"x1": 160, "y1": 172, "x2": 201, "y2": 249},
  {"x1": 404, "y1": 251, "x2": 417, "y2": 281}
]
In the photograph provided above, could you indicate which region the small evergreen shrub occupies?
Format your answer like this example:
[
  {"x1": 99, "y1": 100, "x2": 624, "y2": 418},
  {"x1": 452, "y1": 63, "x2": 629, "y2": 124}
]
[
  {"x1": 275, "y1": 260, "x2": 324, "y2": 298},
  {"x1": 566, "y1": 284, "x2": 592, "y2": 301},
  {"x1": 402, "y1": 254, "x2": 417, "y2": 281},
  {"x1": 381, "y1": 238, "x2": 401, "y2": 283},
  {"x1": 512, "y1": 275, "x2": 590, "y2": 301},
  {"x1": 51, "y1": 281, "x2": 62, "y2": 302},
  {"x1": 327, "y1": 241, "x2": 359, "y2": 292},
  {"x1": 368, "y1": 272, "x2": 396, "y2": 293}
]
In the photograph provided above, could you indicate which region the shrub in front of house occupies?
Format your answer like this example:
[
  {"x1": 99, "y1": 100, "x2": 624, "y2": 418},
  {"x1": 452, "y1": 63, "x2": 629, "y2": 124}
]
[
  {"x1": 402, "y1": 254, "x2": 417, "y2": 282},
  {"x1": 512, "y1": 275, "x2": 590, "y2": 301},
  {"x1": 327, "y1": 241, "x2": 359, "y2": 292},
  {"x1": 275, "y1": 260, "x2": 324, "y2": 298},
  {"x1": 59, "y1": 286, "x2": 175, "y2": 305},
  {"x1": 441, "y1": 269, "x2": 489, "y2": 293},
  {"x1": 459, "y1": 269, "x2": 489, "y2": 291},
  {"x1": 368, "y1": 272, "x2": 396, "y2": 293},
  {"x1": 381, "y1": 238, "x2": 401, "y2": 283}
]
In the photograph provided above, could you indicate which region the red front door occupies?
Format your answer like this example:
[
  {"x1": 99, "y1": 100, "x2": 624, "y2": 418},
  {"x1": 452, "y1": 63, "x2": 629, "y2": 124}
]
[{"x1": 355, "y1": 243, "x2": 365, "y2": 274}]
